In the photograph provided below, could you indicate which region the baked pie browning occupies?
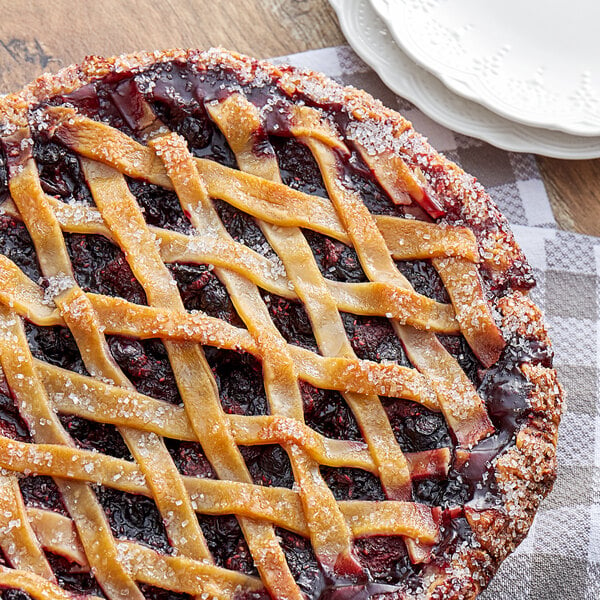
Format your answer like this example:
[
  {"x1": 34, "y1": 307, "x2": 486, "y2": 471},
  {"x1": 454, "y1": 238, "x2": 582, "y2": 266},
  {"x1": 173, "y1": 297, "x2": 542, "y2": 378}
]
[{"x1": 0, "y1": 49, "x2": 561, "y2": 599}]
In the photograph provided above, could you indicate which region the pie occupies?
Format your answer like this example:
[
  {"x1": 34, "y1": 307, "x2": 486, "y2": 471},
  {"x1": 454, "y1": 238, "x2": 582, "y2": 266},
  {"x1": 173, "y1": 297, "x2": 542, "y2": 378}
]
[{"x1": 0, "y1": 48, "x2": 562, "y2": 600}]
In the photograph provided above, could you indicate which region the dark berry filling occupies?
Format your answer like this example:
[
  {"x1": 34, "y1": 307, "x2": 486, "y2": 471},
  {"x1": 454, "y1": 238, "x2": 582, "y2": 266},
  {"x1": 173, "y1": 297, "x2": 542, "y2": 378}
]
[
  {"x1": 412, "y1": 475, "x2": 470, "y2": 509},
  {"x1": 321, "y1": 467, "x2": 385, "y2": 502},
  {"x1": 204, "y1": 348, "x2": 269, "y2": 416},
  {"x1": 300, "y1": 382, "x2": 363, "y2": 442},
  {"x1": 1, "y1": 592, "x2": 33, "y2": 600},
  {"x1": 214, "y1": 199, "x2": 277, "y2": 261},
  {"x1": 276, "y1": 528, "x2": 325, "y2": 598},
  {"x1": 0, "y1": 215, "x2": 41, "y2": 281},
  {"x1": 165, "y1": 439, "x2": 216, "y2": 479},
  {"x1": 382, "y1": 399, "x2": 451, "y2": 454},
  {"x1": 150, "y1": 87, "x2": 213, "y2": 153},
  {"x1": 271, "y1": 136, "x2": 328, "y2": 198},
  {"x1": 396, "y1": 259, "x2": 450, "y2": 304},
  {"x1": 19, "y1": 476, "x2": 68, "y2": 516},
  {"x1": 169, "y1": 262, "x2": 243, "y2": 326},
  {"x1": 47, "y1": 552, "x2": 105, "y2": 597},
  {"x1": 337, "y1": 149, "x2": 404, "y2": 218},
  {"x1": 138, "y1": 585, "x2": 192, "y2": 600},
  {"x1": 32, "y1": 138, "x2": 94, "y2": 205},
  {"x1": 341, "y1": 313, "x2": 411, "y2": 366},
  {"x1": 107, "y1": 336, "x2": 182, "y2": 406},
  {"x1": 198, "y1": 515, "x2": 257, "y2": 576},
  {"x1": 59, "y1": 415, "x2": 132, "y2": 460},
  {"x1": 144, "y1": 64, "x2": 238, "y2": 166},
  {"x1": 25, "y1": 323, "x2": 88, "y2": 376},
  {"x1": 260, "y1": 292, "x2": 319, "y2": 353},
  {"x1": 354, "y1": 536, "x2": 420, "y2": 587},
  {"x1": 0, "y1": 377, "x2": 30, "y2": 442},
  {"x1": 437, "y1": 334, "x2": 481, "y2": 387},
  {"x1": 96, "y1": 487, "x2": 171, "y2": 554},
  {"x1": 127, "y1": 178, "x2": 194, "y2": 235},
  {"x1": 65, "y1": 233, "x2": 147, "y2": 305},
  {"x1": 303, "y1": 230, "x2": 367, "y2": 283},
  {"x1": 240, "y1": 445, "x2": 295, "y2": 489}
]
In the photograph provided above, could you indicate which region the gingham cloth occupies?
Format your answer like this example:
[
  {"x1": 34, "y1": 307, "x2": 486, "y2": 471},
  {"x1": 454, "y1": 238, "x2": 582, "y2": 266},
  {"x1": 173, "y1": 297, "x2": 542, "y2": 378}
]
[{"x1": 274, "y1": 46, "x2": 600, "y2": 599}]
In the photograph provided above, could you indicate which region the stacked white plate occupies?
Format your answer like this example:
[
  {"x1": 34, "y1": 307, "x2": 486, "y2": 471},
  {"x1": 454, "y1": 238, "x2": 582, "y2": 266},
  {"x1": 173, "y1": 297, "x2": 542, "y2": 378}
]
[{"x1": 329, "y1": 0, "x2": 600, "y2": 159}]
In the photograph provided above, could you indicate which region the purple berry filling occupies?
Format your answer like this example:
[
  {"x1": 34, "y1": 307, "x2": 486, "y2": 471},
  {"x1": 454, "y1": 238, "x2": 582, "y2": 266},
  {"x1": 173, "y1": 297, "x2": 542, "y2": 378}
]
[
  {"x1": 340, "y1": 313, "x2": 411, "y2": 367},
  {"x1": 0, "y1": 215, "x2": 41, "y2": 282},
  {"x1": 96, "y1": 486, "x2": 171, "y2": 554},
  {"x1": 213, "y1": 199, "x2": 278, "y2": 262},
  {"x1": 260, "y1": 292, "x2": 319, "y2": 353},
  {"x1": 165, "y1": 439, "x2": 216, "y2": 479},
  {"x1": 19, "y1": 475, "x2": 68, "y2": 517},
  {"x1": 0, "y1": 381, "x2": 30, "y2": 442},
  {"x1": 128, "y1": 178, "x2": 194, "y2": 235},
  {"x1": 240, "y1": 445, "x2": 295, "y2": 489},
  {"x1": 204, "y1": 347, "x2": 269, "y2": 416},
  {"x1": 320, "y1": 467, "x2": 385, "y2": 502},
  {"x1": 33, "y1": 140, "x2": 94, "y2": 205},
  {"x1": 47, "y1": 552, "x2": 105, "y2": 597},
  {"x1": 303, "y1": 230, "x2": 367, "y2": 284},
  {"x1": 300, "y1": 382, "x2": 363, "y2": 442},
  {"x1": 170, "y1": 262, "x2": 243, "y2": 326},
  {"x1": 382, "y1": 399, "x2": 451, "y2": 454},
  {"x1": 65, "y1": 233, "x2": 147, "y2": 305},
  {"x1": 198, "y1": 514, "x2": 257, "y2": 576},
  {"x1": 59, "y1": 415, "x2": 132, "y2": 460},
  {"x1": 107, "y1": 336, "x2": 182, "y2": 406},
  {"x1": 25, "y1": 323, "x2": 89, "y2": 376}
]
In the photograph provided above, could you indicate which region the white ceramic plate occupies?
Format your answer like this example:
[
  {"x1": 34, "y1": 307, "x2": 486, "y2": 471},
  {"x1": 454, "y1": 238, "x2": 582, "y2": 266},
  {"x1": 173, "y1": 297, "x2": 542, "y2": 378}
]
[
  {"x1": 371, "y1": 0, "x2": 600, "y2": 137},
  {"x1": 329, "y1": 0, "x2": 600, "y2": 158}
]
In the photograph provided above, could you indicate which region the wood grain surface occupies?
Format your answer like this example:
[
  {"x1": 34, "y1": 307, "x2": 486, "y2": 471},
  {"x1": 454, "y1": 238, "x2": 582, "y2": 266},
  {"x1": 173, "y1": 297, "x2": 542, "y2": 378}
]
[{"x1": 0, "y1": 0, "x2": 598, "y2": 235}]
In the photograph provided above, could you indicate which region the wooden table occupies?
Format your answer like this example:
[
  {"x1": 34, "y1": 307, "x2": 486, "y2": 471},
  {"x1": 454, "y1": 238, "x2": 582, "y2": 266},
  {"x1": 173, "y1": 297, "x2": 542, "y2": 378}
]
[{"x1": 1, "y1": 0, "x2": 598, "y2": 235}]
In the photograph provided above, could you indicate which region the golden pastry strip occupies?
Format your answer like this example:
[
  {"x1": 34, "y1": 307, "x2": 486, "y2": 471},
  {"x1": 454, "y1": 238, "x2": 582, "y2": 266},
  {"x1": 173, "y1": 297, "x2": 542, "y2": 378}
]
[
  {"x1": 28, "y1": 501, "x2": 438, "y2": 563},
  {"x1": 0, "y1": 256, "x2": 441, "y2": 410},
  {"x1": 151, "y1": 130, "x2": 361, "y2": 578},
  {"x1": 0, "y1": 436, "x2": 439, "y2": 543},
  {"x1": 354, "y1": 146, "x2": 424, "y2": 206},
  {"x1": 375, "y1": 215, "x2": 478, "y2": 261},
  {"x1": 14, "y1": 189, "x2": 478, "y2": 263},
  {"x1": 0, "y1": 476, "x2": 55, "y2": 581},
  {"x1": 36, "y1": 357, "x2": 449, "y2": 478},
  {"x1": 434, "y1": 256, "x2": 506, "y2": 367},
  {"x1": 44, "y1": 108, "x2": 478, "y2": 250},
  {"x1": 0, "y1": 566, "x2": 103, "y2": 600},
  {"x1": 1, "y1": 195, "x2": 461, "y2": 333},
  {"x1": 27, "y1": 508, "x2": 89, "y2": 567},
  {"x1": 81, "y1": 157, "x2": 301, "y2": 599},
  {"x1": 114, "y1": 541, "x2": 263, "y2": 597}
]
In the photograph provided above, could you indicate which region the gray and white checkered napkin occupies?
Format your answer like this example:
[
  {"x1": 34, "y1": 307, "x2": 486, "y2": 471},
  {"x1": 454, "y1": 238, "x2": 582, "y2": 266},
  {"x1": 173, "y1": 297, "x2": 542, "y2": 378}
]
[{"x1": 274, "y1": 46, "x2": 600, "y2": 599}]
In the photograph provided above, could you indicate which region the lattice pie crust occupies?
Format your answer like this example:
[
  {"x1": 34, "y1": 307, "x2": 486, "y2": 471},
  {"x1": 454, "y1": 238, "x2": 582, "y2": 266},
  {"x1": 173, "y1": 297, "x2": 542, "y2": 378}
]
[{"x1": 0, "y1": 49, "x2": 562, "y2": 600}]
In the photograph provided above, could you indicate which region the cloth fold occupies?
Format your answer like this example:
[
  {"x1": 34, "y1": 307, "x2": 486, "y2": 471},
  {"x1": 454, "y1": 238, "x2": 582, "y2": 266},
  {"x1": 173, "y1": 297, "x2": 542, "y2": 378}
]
[{"x1": 275, "y1": 45, "x2": 600, "y2": 599}]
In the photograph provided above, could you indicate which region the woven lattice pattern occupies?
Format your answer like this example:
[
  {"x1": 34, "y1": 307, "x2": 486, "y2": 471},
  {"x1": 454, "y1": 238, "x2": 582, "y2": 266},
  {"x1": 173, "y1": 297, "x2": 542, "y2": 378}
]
[{"x1": 0, "y1": 66, "x2": 509, "y2": 600}]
